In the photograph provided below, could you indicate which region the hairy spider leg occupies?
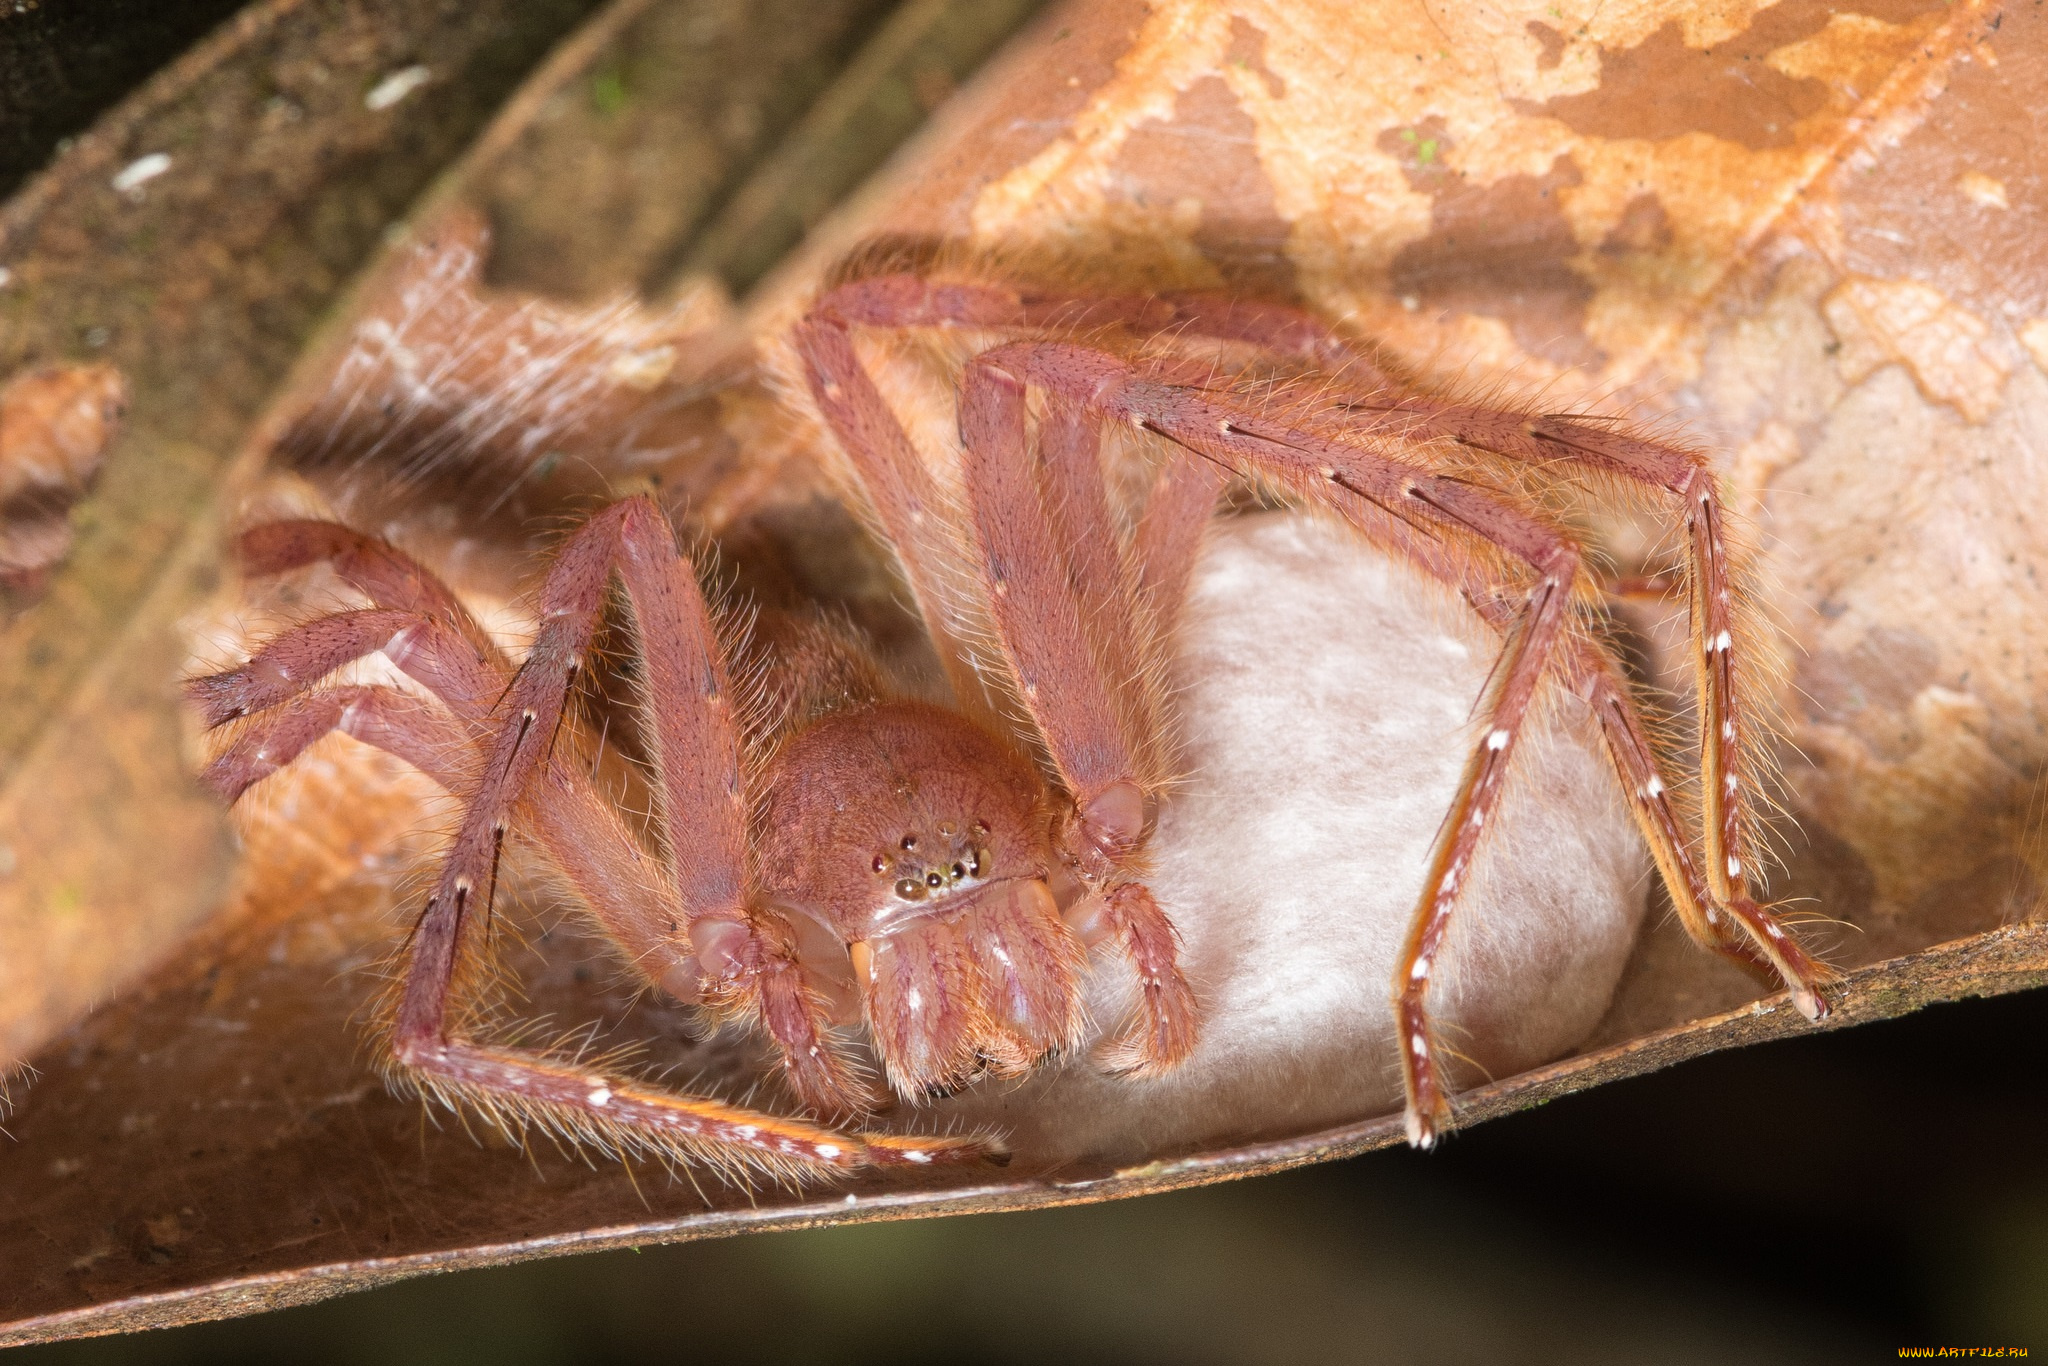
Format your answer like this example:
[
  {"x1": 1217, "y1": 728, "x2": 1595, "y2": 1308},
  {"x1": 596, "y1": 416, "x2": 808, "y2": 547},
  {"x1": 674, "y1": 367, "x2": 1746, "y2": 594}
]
[
  {"x1": 813, "y1": 272, "x2": 1373, "y2": 378},
  {"x1": 1131, "y1": 454, "x2": 1232, "y2": 645},
  {"x1": 192, "y1": 514, "x2": 982, "y2": 1176},
  {"x1": 197, "y1": 634, "x2": 879, "y2": 1178},
  {"x1": 232, "y1": 528, "x2": 905, "y2": 1122},
  {"x1": 1029, "y1": 400, "x2": 1158, "y2": 760},
  {"x1": 800, "y1": 290, "x2": 1225, "y2": 725},
  {"x1": 388, "y1": 497, "x2": 900, "y2": 1144},
  {"x1": 1026, "y1": 396, "x2": 1232, "y2": 753},
  {"x1": 193, "y1": 537, "x2": 698, "y2": 986},
  {"x1": 238, "y1": 519, "x2": 505, "y2": 660},
  {"x1": 793, "y1": 314, "x2": 1011, "y2": 736},
  {"x1": 799, "y1": 314, "x2": 1209, "y2": 1076},
  {"x1": 199, "y1": 603, "x2": 720, "y2": 988},
  {"x1": 1564, "y1": 641, "x2": 1775, "y2": 984},
  {"x1": 206, "y1": 683, "x2": 467, "y2": 793},
  {"x1": 1348, "y1": 405, "x2": 1833, "y2": 1016},
  {"x1": 805, "y1": 282, "x2": 1615, "y2": 1136},
  {"x1": 957, "y1": 360, "x2": 1201, "y2": 1074},
  {"x1": 958, "y1": 340, "x2": 1601, "y2": 1148},
  {"x1": 815, "y1": 276, "x2": 1832, "y2": 1014}
]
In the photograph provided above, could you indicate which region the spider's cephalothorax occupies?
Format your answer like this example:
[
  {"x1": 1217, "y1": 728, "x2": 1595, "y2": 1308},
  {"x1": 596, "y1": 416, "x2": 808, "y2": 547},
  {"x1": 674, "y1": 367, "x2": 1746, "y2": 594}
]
[
  {"x1": 189, "y1": 257, "x2": 1837, "y2": 1178},
  {"x1": 739, "y1": 699, "x2": 1111, "y2": 1100}
]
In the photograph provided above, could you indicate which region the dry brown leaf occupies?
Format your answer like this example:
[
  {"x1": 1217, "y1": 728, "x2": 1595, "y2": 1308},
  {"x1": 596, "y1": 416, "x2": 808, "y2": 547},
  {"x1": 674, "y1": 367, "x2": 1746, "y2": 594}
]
[
  {"x1": 3, "y1": 0, "x2": 2043, "y2": 1342},
  {"x1": 0, "y1": 363, "x2": 125, "y2": 611},
  {"x1": 0, "y1": 0, "x2": 627, "y2": 1076}
]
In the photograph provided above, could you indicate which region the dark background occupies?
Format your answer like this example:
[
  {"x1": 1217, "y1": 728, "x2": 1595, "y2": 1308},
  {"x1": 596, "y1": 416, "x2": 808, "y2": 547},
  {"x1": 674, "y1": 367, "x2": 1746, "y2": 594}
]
[
  {"x1": 4, "y1": 4, "x2": 2043, "y2": 1361},
  {"x1": 0, "y1": 0, "x2": 251, "y2": 202}
]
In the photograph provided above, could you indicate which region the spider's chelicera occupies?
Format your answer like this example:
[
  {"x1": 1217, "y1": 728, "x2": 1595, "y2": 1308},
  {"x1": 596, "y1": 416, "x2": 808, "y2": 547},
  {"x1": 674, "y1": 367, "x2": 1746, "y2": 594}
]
[{"x1": 188, "y1": 259, "x2": 1836, "y2": 1180}]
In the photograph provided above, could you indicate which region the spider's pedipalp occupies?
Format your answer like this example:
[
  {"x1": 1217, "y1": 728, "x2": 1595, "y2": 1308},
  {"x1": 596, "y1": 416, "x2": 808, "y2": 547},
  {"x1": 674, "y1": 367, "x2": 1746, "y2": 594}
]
[{"x1": 1072, "y1": 882, "x2": 1198, "y2": 1076}]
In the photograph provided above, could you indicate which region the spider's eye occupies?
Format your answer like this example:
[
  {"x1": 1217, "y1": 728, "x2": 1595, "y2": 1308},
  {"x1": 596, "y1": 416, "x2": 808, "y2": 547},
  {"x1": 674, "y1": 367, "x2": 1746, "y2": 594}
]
[
  {"x1": 968, "y1": 846, "x2": 984, "y2": 876},
  {"x1": 938, "y1": 820, "x2": 958, "y2": 837},
  {"x1": 900, "y1": 834, "x2": 918, "y2": 852},
  {"x1": 894, "y1": 877, "x2": 927, "y2": 902},
  {"x1": 925, "y1": 871, "x2": 944, "y2": 889},
  {"x1": 872, "y1": 854, "x2": 889, "y2": 875},
  {"x1": 971, "y1": 820, "x2": 990, "y2": 837},
  {"x1": 949, "y1": 862, "x2": 966, "y2": 882}
]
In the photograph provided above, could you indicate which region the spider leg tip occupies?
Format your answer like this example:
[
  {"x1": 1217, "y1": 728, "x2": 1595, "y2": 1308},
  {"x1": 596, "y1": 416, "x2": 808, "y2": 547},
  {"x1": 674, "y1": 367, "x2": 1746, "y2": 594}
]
[
  {"x1": 1403, "y1": 1108, "x2": 1438, "y2": 1151},
  {"x1": 1792, "y1": 983, "x2": 1830, "y2": 1022}
]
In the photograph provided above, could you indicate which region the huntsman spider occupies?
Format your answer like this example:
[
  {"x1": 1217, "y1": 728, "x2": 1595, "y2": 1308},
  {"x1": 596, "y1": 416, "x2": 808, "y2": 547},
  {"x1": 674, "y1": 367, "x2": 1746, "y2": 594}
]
[{"x1": 188, "y1": 255, "x2": 1836, "y2": 1180}]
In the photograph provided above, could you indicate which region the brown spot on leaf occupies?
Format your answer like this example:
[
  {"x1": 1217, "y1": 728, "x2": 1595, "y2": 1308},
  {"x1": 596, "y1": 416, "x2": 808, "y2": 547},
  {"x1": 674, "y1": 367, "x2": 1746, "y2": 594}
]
[
  {"x1": 1384, "y1": 149, "x2": 1597, "y2": 367},
  {"x1": 1379, "y1": 114, "x2": 1454, "y2": 187},
  {"x1": 879, "y1": 0, "x2": 1150, "y2": 234},
  {"x1": 1224, "y1": 15, "x2": 1286, "y2": 98},
  {"x1": 1535, "y1": 1, "x2": 1944, "y2": 150},
  {"x1": 1599, "y1": 193, "x2": 1674, "y2": 258},
  {"x1": 1104, "y1": 73, "x2": 1296, "y2": 297}
]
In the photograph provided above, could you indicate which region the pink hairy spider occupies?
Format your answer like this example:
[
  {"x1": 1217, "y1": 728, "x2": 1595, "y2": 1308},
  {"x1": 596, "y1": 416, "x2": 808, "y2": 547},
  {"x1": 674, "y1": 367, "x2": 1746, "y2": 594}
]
[{"x1": 186, "y1": 254, "x2": 1838, "y2": 1179}]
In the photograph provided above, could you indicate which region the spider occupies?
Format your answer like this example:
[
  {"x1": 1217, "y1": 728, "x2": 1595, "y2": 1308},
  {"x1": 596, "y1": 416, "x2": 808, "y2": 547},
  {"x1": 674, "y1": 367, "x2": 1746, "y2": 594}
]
[{"x1": 187, "y1": 253, "x2": 1836, "y2": 1179}]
